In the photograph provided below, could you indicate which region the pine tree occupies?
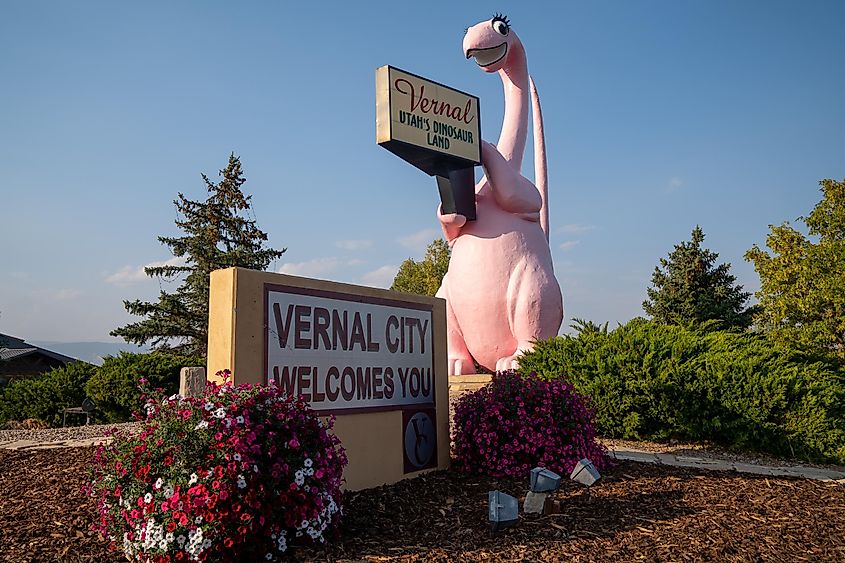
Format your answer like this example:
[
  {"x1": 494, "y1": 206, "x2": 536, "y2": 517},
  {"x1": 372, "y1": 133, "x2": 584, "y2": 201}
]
[
  {"x1": 746, "y1": 178, "x2": 845, "y2": 359},
  {"x1": 643, "y1": 226, "x2": 753, "y2": 329},
  {"x1": 112, "y1": 154, "x2": 285, "y2": 356},
  {"x1": 391, "y1": 239, "x2": 450, "y2": 297}
]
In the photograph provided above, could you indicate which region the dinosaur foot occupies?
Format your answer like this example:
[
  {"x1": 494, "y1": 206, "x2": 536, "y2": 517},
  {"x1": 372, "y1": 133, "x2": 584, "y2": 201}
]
[
  {"x1": 495, "y1": 355, "x2": 521, "y2": 372},
  {"x1": 448, "y1": 357, "x2": 475, "y2": 376}
]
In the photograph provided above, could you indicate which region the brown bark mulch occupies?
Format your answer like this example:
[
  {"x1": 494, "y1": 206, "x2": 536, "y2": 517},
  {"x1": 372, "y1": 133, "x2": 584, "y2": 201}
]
[{"x1": 1, "y1": 448, "x2": 843, "y2": 562}]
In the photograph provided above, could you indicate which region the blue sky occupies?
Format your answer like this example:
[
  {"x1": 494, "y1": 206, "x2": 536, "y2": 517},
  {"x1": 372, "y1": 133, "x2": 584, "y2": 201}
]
[{"x1": 1, "y1": 1, "x2": 843, "y2": 343}]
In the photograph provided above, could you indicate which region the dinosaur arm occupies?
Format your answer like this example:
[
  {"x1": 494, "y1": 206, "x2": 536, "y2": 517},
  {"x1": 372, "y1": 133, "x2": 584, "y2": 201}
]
[
  {"x1": 436, "y1": 205, "x2": 467, "y2": 242},
  {"x1": 481, "y1": 140, "x2": 542, "y2": 214}
]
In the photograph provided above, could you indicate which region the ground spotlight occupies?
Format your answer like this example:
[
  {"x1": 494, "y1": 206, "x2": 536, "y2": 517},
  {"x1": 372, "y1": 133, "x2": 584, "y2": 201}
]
[
  {"x1": 488, "y1": 490, "x2": 518, "y2": 532},
  {"x1": 570, "y1": 458, "x2": 601, "y2": 487},
  {"x1": 529, "y1": 467, "x2": 562, "y2": 493}
]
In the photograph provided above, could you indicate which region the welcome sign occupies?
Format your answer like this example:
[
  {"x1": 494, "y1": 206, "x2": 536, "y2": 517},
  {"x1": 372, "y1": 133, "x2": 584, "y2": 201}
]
[
  {"x1": 265, "y1": 285, "x2": 434, "y2": 413},
  {"x1": 207, "y1": 268, "x2": 449, "y2": 489},
  {"x1": 376, "y1": 65, "x2": 481, "y2": 176}
]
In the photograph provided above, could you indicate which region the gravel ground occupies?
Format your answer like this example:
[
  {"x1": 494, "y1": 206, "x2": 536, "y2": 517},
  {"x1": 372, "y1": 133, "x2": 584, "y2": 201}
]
[{"x1": 0, "y1": 422, "x2": 141, "y2": 445}]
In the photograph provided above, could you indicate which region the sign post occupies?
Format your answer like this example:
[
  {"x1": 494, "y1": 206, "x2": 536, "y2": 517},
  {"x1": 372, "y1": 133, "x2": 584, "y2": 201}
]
[{"x1": 375, "y1": 65, "x2": 481, "y2": 219}]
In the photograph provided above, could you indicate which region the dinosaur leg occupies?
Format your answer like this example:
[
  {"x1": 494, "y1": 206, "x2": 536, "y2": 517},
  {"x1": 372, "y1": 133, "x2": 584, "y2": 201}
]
[
  {"x1": 437, "y1": 275, "x2": 474, "y2": 375},
  {"x1": 495, "y1": 260, "x2": 564, "y2": 372}
]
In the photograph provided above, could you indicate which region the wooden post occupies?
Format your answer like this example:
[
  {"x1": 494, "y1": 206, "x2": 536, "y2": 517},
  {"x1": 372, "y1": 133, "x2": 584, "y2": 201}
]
[{"x1": 179, "y1": 367, "x2": 207, "y2": 398}]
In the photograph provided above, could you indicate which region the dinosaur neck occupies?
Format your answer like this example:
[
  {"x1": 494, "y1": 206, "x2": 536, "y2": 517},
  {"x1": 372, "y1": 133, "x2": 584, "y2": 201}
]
[{"x1": 496, "y1": 41, "x2": 529, "y2": 171}]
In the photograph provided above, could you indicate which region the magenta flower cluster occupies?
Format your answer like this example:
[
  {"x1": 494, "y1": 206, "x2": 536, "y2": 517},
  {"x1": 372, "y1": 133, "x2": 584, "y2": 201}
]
[
  {"x1": 452, "y1": 370, "x2": 610, "y2": 477},
  {"x1": 87, "y1": 371, "x2": 347, "y2": 562}
]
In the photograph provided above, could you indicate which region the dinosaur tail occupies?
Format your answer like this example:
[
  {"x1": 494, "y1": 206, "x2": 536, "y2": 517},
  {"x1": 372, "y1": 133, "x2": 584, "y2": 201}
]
[{"x1": 529, "y1": 76, "x2": 549, "y2": 241}]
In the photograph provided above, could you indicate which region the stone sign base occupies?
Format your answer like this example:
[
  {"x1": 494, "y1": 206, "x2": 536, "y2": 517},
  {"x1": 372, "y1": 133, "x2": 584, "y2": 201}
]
[{"x1": 448, "y1": 373, "x2": 492, "y2": 398}]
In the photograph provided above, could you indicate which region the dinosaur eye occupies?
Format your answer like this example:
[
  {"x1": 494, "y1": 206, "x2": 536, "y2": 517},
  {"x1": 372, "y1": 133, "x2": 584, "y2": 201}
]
[{"x1": 491, "y1": 14, "x2": 510, "y2": 35}]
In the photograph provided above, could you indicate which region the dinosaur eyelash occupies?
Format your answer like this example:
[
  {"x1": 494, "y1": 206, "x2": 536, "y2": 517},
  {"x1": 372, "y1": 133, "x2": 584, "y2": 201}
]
[{"x1": 492, "y1": 13, "x2": 511, "y2": 27}]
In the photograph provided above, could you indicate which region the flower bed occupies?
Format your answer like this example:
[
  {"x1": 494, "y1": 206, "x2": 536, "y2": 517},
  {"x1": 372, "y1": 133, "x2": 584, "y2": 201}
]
[
  {"x1": 88, "y1": 372, "x2": 347, "y2": 561},
  {"x1": 452, "y1": 370, "x2": 609, "y2": 477}
]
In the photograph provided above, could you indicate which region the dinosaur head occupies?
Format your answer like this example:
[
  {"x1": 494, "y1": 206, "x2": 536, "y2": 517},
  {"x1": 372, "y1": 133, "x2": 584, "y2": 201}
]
[{"x1": 463, "y1": 13, "x2": 520, "y2": 73}]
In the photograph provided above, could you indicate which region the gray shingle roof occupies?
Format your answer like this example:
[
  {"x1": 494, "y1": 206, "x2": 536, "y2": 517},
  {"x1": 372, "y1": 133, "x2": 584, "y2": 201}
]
[
  {"x1": 0, "y1": 333, "x2": 80, "y2": 364},
  {"x1": 0, "y1": 347, "x2": 39, "y2": 361}
]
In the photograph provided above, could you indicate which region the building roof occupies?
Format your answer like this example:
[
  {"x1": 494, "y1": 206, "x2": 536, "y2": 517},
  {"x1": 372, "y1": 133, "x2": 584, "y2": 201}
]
[
  {"x1": 0, "y1": 347, "x2": 39, "y2": 361},
  {"x1": 0, "y1": 333, "x2": 80, "y2": 364}
]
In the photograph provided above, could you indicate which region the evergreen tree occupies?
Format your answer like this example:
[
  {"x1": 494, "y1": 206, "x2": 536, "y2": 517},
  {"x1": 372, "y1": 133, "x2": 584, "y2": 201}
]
[
  {"x1": 391, "y1": 239, "x2": 450, "y2": 297},
  {"x1": 643, "y1": 226, "x2": 753, "y2": 329},
  {"x1": 746, "y1": 178, "x2": 845, "y2": 360},
  {"x1": 112, "y1": 154, "x2": 285, "y2": 356}
]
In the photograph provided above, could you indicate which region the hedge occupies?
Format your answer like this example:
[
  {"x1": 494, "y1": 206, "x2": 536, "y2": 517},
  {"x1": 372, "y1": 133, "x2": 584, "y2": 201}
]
[
  {"x1": 0, "y1": 361, "x2": 97, "y2": 426},
  {"x1": 84, "y1": 352, "x2": 203, "y2": 422},
  {"x1": 518, "y1": 319, "x2": 845, "y2": 464},
  {"x1": 0, "y1": 352, "x2": 204, "y2": 426}
]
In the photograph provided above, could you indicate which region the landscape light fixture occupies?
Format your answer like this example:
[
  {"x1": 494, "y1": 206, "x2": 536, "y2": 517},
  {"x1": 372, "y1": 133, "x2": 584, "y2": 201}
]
[
  {"x1": 570, "y1": 458, "x2": 601, "y2": 487},
  {"x1": 488, "y1": 490, "x2": 519, "y2": 532},
  {"x1": 529, "y1": 467, "x2": 562, "y2": 493}
]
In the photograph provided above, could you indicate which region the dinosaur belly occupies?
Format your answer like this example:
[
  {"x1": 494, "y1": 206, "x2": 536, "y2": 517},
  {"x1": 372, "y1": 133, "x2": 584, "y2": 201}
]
[{"x1": 445, "y1": 204, "x2": 563, "y2": 371}]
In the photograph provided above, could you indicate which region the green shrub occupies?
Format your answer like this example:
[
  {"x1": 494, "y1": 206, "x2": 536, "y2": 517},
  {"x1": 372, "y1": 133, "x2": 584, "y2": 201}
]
[
  {"x1": 519, "y1": 319, "x2": 845, "y2": 464},
  {"x1": 0, "y1": 362, "x2": 97, "y2": 426},
  {"x1": 85, "y1": 352, "x2": 203, "y2": 422}
]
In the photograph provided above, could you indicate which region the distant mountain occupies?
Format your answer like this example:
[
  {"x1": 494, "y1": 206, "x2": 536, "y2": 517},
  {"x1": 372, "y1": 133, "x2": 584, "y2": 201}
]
[{"x1": 31, "y1": 341, "x2": 149, "y2": 366}]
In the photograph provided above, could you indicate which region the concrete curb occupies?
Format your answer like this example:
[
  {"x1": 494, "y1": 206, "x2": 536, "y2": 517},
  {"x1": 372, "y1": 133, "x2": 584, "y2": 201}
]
[{"x1": 610, "y1": 447, "x2": 845, "y2": 483}]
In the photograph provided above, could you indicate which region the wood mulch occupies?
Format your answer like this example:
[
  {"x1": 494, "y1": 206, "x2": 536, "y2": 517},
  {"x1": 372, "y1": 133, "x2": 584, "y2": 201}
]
[{"x1": 0, "y1": 448, "x2": 843, "y2": 562}]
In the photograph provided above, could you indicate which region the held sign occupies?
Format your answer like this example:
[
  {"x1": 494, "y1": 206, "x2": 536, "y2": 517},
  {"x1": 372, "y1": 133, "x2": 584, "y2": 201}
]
[
  {"x1": 376, "y1": 65, "x2": 481, "y2": 176},
  {"x1": 265, "y1": 284, "x2": 435, "y2": 414}
]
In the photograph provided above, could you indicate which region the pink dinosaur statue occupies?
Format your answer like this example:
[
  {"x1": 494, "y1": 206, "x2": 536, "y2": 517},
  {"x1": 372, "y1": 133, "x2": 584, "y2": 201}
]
[{"x1": 436, "y1": 14, "x2": 563, "y2": 374}]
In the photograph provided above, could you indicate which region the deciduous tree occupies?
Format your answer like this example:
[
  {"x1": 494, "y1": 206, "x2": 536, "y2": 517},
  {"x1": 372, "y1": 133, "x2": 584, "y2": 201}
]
[
  {"x1": 391, "y1": 239, "x2": 450, "y2": 297},
  {"x1": 746, "y1": 178, "x2": 845, "y2": 360}
]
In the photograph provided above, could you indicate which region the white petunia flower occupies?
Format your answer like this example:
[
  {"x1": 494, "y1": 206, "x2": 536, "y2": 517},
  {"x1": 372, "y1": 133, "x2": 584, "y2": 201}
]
[
  {"x1": 194, "y1": 420, "x2": 209, "y2": 430},
  {"x1": 154, "y1": 478, "x2": 163, "y2": 490},
  {"x1": 233, "y1": 453, "x2": 241, "y2": 462},
  {"x1": 143, "y1": 493, "x2": 152, "y2": 504},
  {"x1": 236, "y1": 415, "x2": 245, "y2": 424},
  {"x1": 213, "y1": 407, "x2": 226, "y2": 419},
  {"x1": 237, "y1": 475, "x2": 247, "y2": 489},
  {"x1": 303, "y1": 458, "x2": 313, "y2": 468},
  {"x1": 204, "y1": 401, "x2": 214, "y2": 411},
  {"x1": 188, "y1": 473, "x2": 198, "y2": 485}
]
